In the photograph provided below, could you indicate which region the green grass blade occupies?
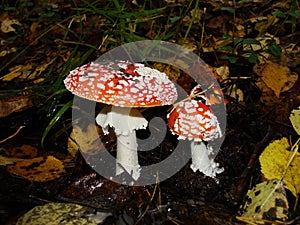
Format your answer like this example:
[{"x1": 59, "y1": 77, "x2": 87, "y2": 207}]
[{"x1": 41, "y1": 100, "x2": 73, "y2": 147}]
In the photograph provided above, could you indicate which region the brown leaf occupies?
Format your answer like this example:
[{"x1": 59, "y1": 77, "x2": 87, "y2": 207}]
[
  {"x1": 2, "y1": 144, "x2": 38, "y2": 159},
  {"x1": 1, "y1": 18, "x2": 22, "y2": 33},
  {"x1": 0, "y1": 94, "x2": 33, "y2": 117},
  {"x1": 68, "y1": 123, "x2": 104, "y2": 157},
  {"x1": 1, "y1": 65, "x2": 33, "y2": 81},
  {"x1": 254, "y1": 61, "x2": 298, "y2": 98},
  {"x1": 7, "y1": 156, "x2": 66, "y2": 182}
]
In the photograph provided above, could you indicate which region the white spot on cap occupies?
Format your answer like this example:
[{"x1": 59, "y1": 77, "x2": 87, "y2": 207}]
[
  {"x1": 130, "y1": 87, "x2": 139, "y2": 93},
  {"x1": 97, "y1": 83, "x2": 105, "y2": 89}
]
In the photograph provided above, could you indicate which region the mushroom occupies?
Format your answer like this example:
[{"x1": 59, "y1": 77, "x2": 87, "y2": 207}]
[
  {"x1": 64, "y1": 61, "x2": 177, "y2": 180},
  {"x1": 167, "y1": 97, "x2": 224, "y2": 179}
]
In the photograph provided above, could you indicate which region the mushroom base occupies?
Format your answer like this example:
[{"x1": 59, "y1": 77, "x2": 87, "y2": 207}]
[{"x1": 190, "y1": 141, "x2": 224, "y2": 179}]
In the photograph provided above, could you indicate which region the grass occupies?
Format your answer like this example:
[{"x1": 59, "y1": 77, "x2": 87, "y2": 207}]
[{"x1": 0, "y1": 0, "x2": 188, "y2": 143}]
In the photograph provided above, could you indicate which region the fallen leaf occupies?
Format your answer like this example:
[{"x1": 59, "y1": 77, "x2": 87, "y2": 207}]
[
  {"x1": 254, "y1": 61, "x2": 298, "y2": 98},
  {"x1": 29, "y1": 22, "x2": 39, "y2": 45},
  {"x1": 289, "y1": 106, "x2": 300, "y2": 135},
  {"x1": 1, "y1": 58, "x2": 54, "y2": 82},
  {"x1": 0, "y1": 155, "x2": 23, "y2": 166},
  {"x1": 0, "y1": 94, "x2": 33, "y2": 117},
  {"x1": 68, "y1": 123, "x2": 103, "y2": 157},
  {"x1": 239, "y1": 180, "x2": 289, "y2": 224},
  {"x1": 16, "y1": 202, "x2": 111, "y2": 225},
  {"x1": 67, "y1": 132, "x2": 78, "y2": 158},
  {"x1": 0, "y1": 64, "x2": 33, "y2": 81},
  {"x1": 215, "y1": 65, "x2": 230, "y2": 81},
  {"x1": 259, "y1": 137, "x2": 300, "y2": 197},
  {"x1": 254, "y1": 15, "x2": 279, "y2": 35},
  {"x1": 0, "y1": 47, "x2": 17, "y2": 57},
  {"x1": 1, "y1": 18, "x2": 22, "y2": 33},
  {"x1": 225, "y1": 83, "x2": 244, "y2": 102},
  {"x1": 7, "y1": 156, "x2": 66, "y2": 182},
  {"x1": 2, "y1": 144, "x2": 38, "y2": 158}
]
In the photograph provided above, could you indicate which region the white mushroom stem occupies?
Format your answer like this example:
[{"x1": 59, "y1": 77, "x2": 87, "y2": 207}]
[
  {"x1": 190, "y1": 141, "x2": 224, "y2": 179},
  {"x1": 116, "y1": 133, "x2": 139, "y2": 178},
  {"x1": 96, "y1": 106, "x2": 148, "y2": 180}
]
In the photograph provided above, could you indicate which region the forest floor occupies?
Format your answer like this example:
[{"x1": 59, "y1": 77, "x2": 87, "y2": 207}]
[{"x1": 0, "y1": 0, "x2": 300, "y2": 224}]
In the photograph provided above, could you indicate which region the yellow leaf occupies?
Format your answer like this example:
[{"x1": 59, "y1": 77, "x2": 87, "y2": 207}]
[
  {"x1": 259, "y1": 137, "x2": 300, "y2": 197},
  {"x1": 239, "y1": 180, "x2": 289, "y2": 223},
  {"x1": 0, "y1": 64, "x2": 33, "y2": 81},
  {"x1": 290, "y1": 106, "x2": 300, "y2": 135},
  {"x1": 0, "y1": 155, "x2": 23, "y2": 166},
  {"x1": 16, "y1": 202, "x2": 110, "y2": 225},
  {"x1": 7, "y1": 156, "x2": 66, "y2": 182}
]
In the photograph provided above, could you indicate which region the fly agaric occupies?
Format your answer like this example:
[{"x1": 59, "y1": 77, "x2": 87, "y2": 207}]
[
  {"x1": 167, "y1": 97, "x2": 223, "y2": 178},
  {"x1": 64, "y1": 60, "x2": 177, "y2": 180}
]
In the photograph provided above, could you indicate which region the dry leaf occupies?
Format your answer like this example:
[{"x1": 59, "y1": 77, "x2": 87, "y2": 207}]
[
  {"x1": 1, "y1": 59, "x2": 53, "y2": 82},
  {"x1": 0, "y1": 47, "x2": 17, "y2": 57},
  {"x1": 0, "y1": 64, "x2": 33, "y2": 81},
  {"x1": 254, "y1": 15, "x2": 279, "y2": 35},
  {"x1": 67, "y1": 132, "x2": 79, "y2": 158},
  {"x1": 1, "y1": 18, "x2": 22, "y2": 33},
  {"x1": 2, "y1": 144, "x2": 38, "y2": 158},
  {"x1": 0, "y1": 155, "x2": 23, "y2": 166},
  {"x1": 0, "y1": 94, "x2": 33, "y2": 117},
  {"x1": 7, "y1": 156, "x2": 66, "y2": 182},
  {"x1": 215, "y1": 65, "x2": 230, "y2": 81},
  {"x1": 225, "y1": 83, "x2": 244, "y2": 102},
  {"x1": 16, "y1": 202, "x2": 111, "y2": 225},
  {"x1": 239, "y1": 180, "x2": 289, "y2": 223},
  {"x1": 29, "y1": 22, "x2": 39, "y2": 45},
  {"x1": 259, "y1": 137, "x2": 300, "y2": 197},
  {"x1": 68, "y1": 123, "x2": 103, "y2": 156},
  {"x1": 289, "y1": 106, "x2": 300, "y2": 135},
  {"x1": 254, "y1": 62, "x2": 298, "y2": 98}
]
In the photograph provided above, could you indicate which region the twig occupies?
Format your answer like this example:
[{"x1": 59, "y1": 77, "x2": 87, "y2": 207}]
[
  {"x1": 169, "y1": 81, "x2": 218, "y2": 113},
  {"x1": 134, "y1": 175, "x2": 159, "y2": 225},
  {"x1": 0, "y1": 126, "x2": 25, "y2": 144},
  {"x1": 233, "y1": 126, "x2": 274, "y2": 204}
]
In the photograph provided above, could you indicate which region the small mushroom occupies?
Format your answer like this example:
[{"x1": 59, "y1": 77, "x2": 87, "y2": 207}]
[
  {"x1": 64, "y1": 61, "x2": 177, "y2": 180},
  {"x1": 167, "y1": 98, "x2": 224, "y2": 178}
]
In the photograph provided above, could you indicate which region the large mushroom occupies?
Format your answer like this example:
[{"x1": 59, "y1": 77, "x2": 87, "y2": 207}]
[
  {"x1": 64, "y1": 61, "x2": 177, "y2": 180},
  {"x1": 167, "y1": 97, "x2": 224, "y2": 179}
]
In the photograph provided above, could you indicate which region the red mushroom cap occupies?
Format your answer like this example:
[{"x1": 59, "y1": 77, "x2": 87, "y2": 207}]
[
  {"x1": 64, "y1": 61, "x2": 178, "y2": 107},
  {"x1": 167, "y1": 99, "x2": 221, "y2": 141}
]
